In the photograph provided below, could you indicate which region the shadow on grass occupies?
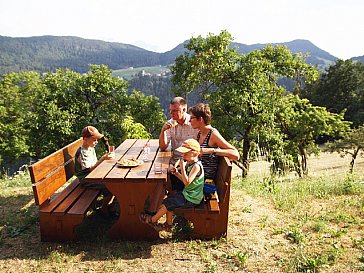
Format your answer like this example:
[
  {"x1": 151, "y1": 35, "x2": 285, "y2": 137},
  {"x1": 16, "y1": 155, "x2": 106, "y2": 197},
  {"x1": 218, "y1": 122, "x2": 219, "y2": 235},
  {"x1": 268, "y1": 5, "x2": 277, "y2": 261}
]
[{"x1": 0, "y1": 194, "x2": 167, "y2": 262}]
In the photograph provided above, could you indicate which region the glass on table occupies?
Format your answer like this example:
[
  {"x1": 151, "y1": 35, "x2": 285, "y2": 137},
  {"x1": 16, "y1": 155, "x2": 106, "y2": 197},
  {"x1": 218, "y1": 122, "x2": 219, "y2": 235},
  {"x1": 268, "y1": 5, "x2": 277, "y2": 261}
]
[
  {"x1": 154, "y1": 162, "x2": 162, "y2": 174},
  {"x1": 108, "y1": 145, "x2": 115, "y2": 159}
]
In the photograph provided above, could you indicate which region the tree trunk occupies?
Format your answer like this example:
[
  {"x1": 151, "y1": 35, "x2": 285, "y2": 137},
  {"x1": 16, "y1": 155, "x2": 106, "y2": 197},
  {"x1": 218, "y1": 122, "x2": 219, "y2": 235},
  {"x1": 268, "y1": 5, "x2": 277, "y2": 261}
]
[
  {"x1": 349, "y1": 147, "x2": 360, "y2": 173},
  {"x1": 298, "y1": 142, "x2": 308, "y2": 176},
  {"x1": 241, "y1": 136, "x2": 251, "y2": 178}
]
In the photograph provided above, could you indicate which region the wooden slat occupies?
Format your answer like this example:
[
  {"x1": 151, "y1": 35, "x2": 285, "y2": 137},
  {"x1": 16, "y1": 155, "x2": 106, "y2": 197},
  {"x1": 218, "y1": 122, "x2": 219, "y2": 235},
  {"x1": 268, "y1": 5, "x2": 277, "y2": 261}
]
[
  {"x1": 68, "y1": 188, "x2": 100, "y2": 215},
  {"x1": 207, "y1": 193, "x2": 220, "y2": 213},
  {"x1": 39, "y1": 179, "x2": 80, "y2": 213},
  {"x1": 215, "y1": 156, "x2": 232, "y2": 203},
  {"x1": 104, "y1": 139, "x2": 150, "y2": 182},
  {"x1": 124, "y1": 139, "x2": 150, "y2": 182},
  {"x1": 32, "y1": 159, "x2": 75, "y2": 206},
  {"x1": 29, "y1": 138, "x2": 82, "y2": 183},
  {"x1": 53, "y1": 186, "x2": 85, "y2": 214},
  {"x1": 84, "y1": 139, "x2": 137, "y2": 183},
  {"x1": 147, "y1": 148, "x2": 171, "y2": 181}
]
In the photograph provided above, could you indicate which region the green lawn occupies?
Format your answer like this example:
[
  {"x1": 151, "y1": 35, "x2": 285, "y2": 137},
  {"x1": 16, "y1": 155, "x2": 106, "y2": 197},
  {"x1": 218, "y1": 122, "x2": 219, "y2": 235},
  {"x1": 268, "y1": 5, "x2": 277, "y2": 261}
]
[{"x1": 0, "y1": 153, "x2": 363, "y2": 272}]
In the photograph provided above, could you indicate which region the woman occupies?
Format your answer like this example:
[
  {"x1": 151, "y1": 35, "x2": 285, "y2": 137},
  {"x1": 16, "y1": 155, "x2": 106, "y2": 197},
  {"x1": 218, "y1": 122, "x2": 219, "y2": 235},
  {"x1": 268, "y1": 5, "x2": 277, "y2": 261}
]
[{"x1": 188, "y1": 103, "x2": 240, "y2": 181}]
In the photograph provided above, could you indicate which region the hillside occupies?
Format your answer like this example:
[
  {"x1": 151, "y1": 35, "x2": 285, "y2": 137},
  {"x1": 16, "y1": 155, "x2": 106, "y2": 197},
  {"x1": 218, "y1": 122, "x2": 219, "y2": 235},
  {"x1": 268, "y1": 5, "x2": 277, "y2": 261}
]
[{"x1": 0, "y1": 35, "x2": 354, "y2": 75}]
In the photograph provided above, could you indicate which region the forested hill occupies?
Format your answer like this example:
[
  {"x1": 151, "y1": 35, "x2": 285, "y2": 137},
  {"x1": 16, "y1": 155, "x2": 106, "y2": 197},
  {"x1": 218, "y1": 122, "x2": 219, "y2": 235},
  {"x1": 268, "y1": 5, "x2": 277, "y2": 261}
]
[
  {"x1": 0, "y1": 35, "x2": 350, "y2": 75},
  {"x1": 0, "y1": 35, "x2": 165, "y2": 74}
]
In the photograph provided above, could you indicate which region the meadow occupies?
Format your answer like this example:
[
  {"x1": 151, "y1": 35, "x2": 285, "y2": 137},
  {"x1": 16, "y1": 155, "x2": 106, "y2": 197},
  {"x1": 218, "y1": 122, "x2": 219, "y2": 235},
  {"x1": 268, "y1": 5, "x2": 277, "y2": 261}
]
[{"x1": 0, "y1": 152, "x2": 363, "y2": 273}]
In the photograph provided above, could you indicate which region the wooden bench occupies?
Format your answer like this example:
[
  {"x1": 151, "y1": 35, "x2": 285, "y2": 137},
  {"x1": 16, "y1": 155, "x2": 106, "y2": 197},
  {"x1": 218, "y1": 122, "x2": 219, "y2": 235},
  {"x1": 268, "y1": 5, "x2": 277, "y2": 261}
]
[
  {"x1": 175, "y1": 156, "x2": 232, "y2": 239},
  {"x1": 28, "y1": 138, "x2": 101, "y2": 242}
]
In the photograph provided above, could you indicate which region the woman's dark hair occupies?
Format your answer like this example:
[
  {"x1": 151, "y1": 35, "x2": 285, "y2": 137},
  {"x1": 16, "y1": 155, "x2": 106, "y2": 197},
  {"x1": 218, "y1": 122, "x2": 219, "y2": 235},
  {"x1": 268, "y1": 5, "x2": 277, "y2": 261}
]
[{"x1": 188, "y1": 103, "x2": 211, "y2": 125}]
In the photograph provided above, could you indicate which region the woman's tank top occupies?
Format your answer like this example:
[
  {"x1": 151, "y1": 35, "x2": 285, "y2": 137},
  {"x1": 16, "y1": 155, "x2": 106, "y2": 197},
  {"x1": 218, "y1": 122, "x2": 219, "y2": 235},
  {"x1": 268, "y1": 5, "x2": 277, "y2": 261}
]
[{"x1": 197, "y1": 129, "x2": 219, "y2": 180}]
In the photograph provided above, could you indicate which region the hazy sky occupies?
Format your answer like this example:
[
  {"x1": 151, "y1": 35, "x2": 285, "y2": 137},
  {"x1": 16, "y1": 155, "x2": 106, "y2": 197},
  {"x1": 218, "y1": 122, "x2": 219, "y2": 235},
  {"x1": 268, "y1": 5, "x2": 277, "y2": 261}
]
[{"x1": 0, "y1": 0, "x2": 363, "y2": 59}]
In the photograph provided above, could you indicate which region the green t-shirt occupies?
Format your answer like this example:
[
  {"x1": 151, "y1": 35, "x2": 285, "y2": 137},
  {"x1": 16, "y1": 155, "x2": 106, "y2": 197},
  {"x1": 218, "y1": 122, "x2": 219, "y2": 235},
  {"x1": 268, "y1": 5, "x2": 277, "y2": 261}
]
[{"x1": 182, "y1": 161, "x2": 204, "y2": 204}]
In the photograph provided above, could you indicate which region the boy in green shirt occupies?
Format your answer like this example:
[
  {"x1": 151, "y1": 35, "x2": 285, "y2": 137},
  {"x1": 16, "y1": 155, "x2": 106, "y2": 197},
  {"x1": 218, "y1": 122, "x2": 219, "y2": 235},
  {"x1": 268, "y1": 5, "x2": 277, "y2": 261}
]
[{"x1": 139, "y1": 139, "x2": 204, "y2": 231}]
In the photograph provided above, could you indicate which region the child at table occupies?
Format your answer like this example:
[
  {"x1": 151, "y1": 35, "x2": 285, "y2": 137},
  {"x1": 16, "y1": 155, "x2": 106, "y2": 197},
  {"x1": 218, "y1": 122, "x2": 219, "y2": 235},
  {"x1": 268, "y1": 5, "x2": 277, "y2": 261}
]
[
  {"x1": 139, "y1": 138, "x2": 204, "y2": 231},
  {"x1": 75, "y1": 125, "x2": 115, "y2": 216}
]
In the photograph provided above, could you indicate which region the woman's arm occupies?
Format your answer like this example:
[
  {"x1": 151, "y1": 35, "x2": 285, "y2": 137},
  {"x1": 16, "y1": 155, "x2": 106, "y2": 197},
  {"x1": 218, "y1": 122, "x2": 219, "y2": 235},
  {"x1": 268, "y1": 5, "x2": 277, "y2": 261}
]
[{"x1": 202, "y1": 130, "x2": 240, "y2": 160}]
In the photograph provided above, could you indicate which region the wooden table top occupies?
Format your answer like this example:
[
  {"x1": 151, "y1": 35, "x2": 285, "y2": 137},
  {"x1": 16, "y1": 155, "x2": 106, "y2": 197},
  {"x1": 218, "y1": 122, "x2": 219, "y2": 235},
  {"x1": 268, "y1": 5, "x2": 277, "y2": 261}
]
[{"x1": 84, "y1": 139, "x2": 171, "y2": 184}]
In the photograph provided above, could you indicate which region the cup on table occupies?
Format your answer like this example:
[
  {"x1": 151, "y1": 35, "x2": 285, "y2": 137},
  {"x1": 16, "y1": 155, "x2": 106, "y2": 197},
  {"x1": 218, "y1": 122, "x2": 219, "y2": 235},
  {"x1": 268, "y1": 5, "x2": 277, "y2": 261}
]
[
  {"x1": 108, "y1": 145, "x2": 115, "y2": 159},
  {"x1": 154, "y1": 162, "x2": 162, "y2": 174}
]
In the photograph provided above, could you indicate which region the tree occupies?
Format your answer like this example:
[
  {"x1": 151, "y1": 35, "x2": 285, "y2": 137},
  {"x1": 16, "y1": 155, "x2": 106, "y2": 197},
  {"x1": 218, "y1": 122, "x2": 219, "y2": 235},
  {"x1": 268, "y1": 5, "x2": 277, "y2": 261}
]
[
  {"x1": 126, "y1": 90, "x2": 165, "y2": 138},
  {"x1": 326, "y1": 125, "x2": 364, "y2": 173},
  {"x1": 171, "y1": 31, "x2": 319, "y2": 177},
  {"x1": 0, "y1": 71, "x2": 45, "y2": 170},
  {"x1": 275, "y1": 94, "x2": 351, "y2": 176},
  {"x1": 0, "y1": 65, "x2": 165, "y2": 174},
  {"x1": 302, "y1": 59, "x2": 364, "y2": 127}
]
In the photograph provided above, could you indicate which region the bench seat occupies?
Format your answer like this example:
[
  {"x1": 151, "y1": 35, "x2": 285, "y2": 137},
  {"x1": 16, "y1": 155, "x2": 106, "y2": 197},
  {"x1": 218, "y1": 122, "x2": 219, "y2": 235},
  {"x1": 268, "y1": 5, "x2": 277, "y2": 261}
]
[
  {"x1": 29, "y1": 138, "x2": 101, "y2": 242},
  {"x1": 174, "y1": 156, "x2": 232, "y2": 239}
]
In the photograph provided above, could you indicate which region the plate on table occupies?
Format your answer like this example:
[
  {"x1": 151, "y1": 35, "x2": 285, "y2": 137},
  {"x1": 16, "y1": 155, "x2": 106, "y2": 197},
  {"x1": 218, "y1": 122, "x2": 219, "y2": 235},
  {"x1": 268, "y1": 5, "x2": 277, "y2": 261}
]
[{"x1": 117, "y1": 158, "x2": 143, "y2": 167}]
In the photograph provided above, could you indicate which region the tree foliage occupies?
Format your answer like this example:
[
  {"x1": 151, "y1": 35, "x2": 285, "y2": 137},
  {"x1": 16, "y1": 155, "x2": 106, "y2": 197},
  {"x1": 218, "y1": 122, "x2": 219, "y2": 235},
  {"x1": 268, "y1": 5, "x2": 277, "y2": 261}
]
[
  {"x1": 275, "y1": 94, "x2": 351, "y2": 176},
  {"x1": 326, "y1": 125, "x2": 364, "y2": 173},
  {"x1": 0, "y1": 65, "x2": 164, "y2": 174},
  {"x1": 171, "y1": 31, "x2": 320, "y2": 176},
  {"x1": 302, "y1": 59, "x2": 364, "y2": 127}
]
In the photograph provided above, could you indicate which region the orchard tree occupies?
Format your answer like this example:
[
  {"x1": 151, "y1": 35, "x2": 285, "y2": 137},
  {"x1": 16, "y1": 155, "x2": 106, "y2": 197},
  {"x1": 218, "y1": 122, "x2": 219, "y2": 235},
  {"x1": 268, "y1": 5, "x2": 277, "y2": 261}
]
[
  {"x1": 275, "y1": 94, "x2": 351, "y2": 176},
  {"x1": 327, "y1": 125, "x2": 364, "y2": 173},
  {"x1": 171, "y1": 31, "x2": 319, "y2": 176}
]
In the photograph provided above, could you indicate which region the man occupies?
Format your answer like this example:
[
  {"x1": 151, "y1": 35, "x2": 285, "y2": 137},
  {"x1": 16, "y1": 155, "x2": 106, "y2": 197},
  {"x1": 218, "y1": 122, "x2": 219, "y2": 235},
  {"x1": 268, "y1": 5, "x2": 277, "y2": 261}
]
[
  {"x1": 159, "y1": 97, "x2": 198, "y2": 165},
  {"x1": 159, "y1": 97, "x2": 198, "y2": 191}
]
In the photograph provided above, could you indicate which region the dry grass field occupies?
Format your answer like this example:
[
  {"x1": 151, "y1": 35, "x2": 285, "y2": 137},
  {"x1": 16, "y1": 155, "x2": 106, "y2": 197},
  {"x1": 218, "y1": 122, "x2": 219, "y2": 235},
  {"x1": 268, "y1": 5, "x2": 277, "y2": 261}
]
[{"x1": 0, "y1": 152, "x2": 363, "y2": 272}]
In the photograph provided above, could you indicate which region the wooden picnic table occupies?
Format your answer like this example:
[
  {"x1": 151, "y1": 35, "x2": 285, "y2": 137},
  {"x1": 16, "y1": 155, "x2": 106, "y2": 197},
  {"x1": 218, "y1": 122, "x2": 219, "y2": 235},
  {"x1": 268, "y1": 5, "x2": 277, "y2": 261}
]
[{"x1": 84, "y1": 139, "x2": 171, "y2": 240}]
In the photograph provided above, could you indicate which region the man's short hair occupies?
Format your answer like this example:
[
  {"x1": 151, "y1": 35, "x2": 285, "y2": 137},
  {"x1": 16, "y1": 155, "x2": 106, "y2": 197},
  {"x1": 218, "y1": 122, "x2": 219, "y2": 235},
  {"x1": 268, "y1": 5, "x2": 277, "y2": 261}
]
[{"x1": 170, "y1": 97, "x2": 186, "y2": 107}]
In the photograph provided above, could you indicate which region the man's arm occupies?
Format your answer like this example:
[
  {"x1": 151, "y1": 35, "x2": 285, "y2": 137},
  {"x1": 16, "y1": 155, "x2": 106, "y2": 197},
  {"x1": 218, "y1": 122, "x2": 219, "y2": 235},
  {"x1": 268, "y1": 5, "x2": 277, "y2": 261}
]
[{"x1": 159, "y1": 121, "x2": 172, "y2": 151}]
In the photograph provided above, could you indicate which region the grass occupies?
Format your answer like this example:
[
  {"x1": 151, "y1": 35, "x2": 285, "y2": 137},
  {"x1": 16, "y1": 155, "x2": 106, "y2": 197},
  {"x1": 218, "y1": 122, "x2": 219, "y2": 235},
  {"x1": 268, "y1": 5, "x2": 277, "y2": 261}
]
[{"x1": 0, "y1": 152, "x2": 364, "y2": 272}]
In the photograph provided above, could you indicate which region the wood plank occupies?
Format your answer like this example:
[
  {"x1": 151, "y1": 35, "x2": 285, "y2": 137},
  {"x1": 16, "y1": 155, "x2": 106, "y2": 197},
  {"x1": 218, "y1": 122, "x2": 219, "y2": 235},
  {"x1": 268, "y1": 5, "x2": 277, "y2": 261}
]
[
  {"x1": 29, "y1": 138, "x2": 82, "y2": 183},
  {"x1": 68, "y1": 188, "x2": 100, "y2": 215},
  {"x1": 53, "y1": 186, "x2": 85, "y2": 215},
  {"x1": 32, "y1": 160, "x2": 75, "y2": 206},
  {"x1": 104, "y1": 139, "x2": 149, "y2": 182},
  {"x1": 84, "y1": 139, "x2": 137, "y2": 183},
  {"x1": 39, "y1": 179, "x2": 80, "y2": 213},
  {"x1": 215, "y1": 156, "x2": 232, "y2": 203},
  {"x1": 147, "y1": 148, "x2": 171, "y2": 182},
  {"x1": 207, "y1": 193, "x2": 220, "y2": 213}
]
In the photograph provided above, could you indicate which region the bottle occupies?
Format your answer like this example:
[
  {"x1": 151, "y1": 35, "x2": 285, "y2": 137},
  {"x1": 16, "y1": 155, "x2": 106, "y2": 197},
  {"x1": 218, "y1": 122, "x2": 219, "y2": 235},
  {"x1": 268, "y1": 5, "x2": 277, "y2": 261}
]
[{"x1": 142, "y1": 143, "x2": 150, "y2": 162}]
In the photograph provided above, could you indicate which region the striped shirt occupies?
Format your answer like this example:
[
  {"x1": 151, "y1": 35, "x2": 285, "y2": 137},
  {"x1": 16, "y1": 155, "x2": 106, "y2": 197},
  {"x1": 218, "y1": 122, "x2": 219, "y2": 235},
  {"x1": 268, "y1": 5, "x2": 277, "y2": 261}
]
[
  {"x1": 197, "y1": 129, "x2": 219, "y2": 180},
  {"x1": 166, "y1": 113, "x2": 199, "y2": 164}
]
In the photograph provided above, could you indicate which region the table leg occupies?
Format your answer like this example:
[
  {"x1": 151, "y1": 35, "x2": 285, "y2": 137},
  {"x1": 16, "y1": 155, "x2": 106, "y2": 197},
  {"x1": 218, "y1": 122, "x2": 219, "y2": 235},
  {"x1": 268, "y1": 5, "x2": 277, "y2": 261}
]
[{"x1": 106, "y1": 182, "x2": 162, "y2": 240}]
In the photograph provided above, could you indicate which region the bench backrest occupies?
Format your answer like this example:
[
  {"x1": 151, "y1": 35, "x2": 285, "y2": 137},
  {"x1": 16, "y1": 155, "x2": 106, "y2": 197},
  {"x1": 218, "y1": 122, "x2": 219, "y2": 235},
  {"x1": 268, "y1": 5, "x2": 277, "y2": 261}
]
[
  {"x1": 28, "y1": 138, "x2": 83, "y2": 206},
  {"x1": 215, "y1": 156, "x2": 232, "y2": 203}
]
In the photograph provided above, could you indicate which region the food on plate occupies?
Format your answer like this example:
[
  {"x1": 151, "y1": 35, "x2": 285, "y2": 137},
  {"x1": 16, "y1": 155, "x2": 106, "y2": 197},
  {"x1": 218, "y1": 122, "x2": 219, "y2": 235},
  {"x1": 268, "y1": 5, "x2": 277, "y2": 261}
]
[{"x1": 117, "y1": 158, "x2": 143, "y2": 166}]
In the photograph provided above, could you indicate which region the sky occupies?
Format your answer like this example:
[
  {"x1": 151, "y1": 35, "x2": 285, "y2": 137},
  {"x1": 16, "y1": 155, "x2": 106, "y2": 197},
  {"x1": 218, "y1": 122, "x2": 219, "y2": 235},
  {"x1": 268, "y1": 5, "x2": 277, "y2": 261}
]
[{"x1": 0, "y1": 0, "x2": 363, "y2": 60}]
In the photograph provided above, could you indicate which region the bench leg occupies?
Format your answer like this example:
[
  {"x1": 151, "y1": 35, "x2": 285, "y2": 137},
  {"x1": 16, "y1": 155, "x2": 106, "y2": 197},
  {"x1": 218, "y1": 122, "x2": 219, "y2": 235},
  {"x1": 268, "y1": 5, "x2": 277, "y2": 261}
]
[
  {"x1": 181, "y1": 212, "x2": 223, "y2": 239},
  {"x1": 39, "y1": 213, "x2": 85, "y2": 242}
]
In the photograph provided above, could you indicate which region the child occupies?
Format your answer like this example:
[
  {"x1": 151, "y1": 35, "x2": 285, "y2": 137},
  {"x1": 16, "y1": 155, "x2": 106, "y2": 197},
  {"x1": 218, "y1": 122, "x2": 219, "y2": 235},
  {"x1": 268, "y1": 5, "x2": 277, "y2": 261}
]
[
  {"x1": 75, "y1": 125, "x2": 114, "y2": 216},
  {"x1": 139, "y1": 138, "x2": 204, "y2": 231}
]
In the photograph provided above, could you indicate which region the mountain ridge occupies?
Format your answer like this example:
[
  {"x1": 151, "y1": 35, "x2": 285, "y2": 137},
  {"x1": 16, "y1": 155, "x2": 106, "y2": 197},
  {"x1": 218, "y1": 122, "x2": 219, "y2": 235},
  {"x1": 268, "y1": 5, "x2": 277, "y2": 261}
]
[{"x1": 0, "y1": 35, "x2": 361, "y2": 75}]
